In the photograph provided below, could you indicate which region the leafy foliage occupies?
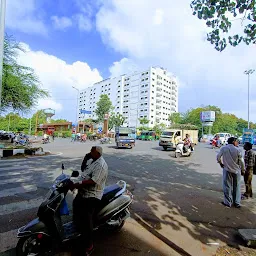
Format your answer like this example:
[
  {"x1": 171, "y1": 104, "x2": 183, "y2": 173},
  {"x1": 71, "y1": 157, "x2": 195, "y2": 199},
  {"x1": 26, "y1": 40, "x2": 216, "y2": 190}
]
[
  {"x1": 168, "y1": 112, "x2": 182, "y2": 124},
  {"x1": 95, "y1": 94, "x2": 113, "y2": 123},
  {"x1": 1, "y1": 35, "x2": 49, "y2": 112},
  {"x1": 172, "y1": 105, "x2": 255, "y2": 136},
  {"x1": 153, "y1": 123, "x2": 166, "y2": 134},
  {"x1": 169, "y1": 124, "x2": 199, "y2": 130},
  {"x1": 0, "y1": 111, "x2": 70, "y2": 134},
  {"x1": 191, "y1": 0, "x2": 256, "y2": 51},
  {"x1": 138, "y1": 117, "x2": 150, "y2": 125},
  {"x1": 108, "y1": 112, "x2": 125, "y2": 130}
]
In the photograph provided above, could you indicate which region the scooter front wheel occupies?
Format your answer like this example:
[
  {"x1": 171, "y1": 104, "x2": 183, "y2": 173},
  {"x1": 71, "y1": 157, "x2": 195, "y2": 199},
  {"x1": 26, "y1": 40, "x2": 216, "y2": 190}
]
[
  {"x1": 175, "y1": 152, "x2": 181, "y2": 158},
  {"x1": 16, "y1": 236, "x2": 53, "y2": 256}
]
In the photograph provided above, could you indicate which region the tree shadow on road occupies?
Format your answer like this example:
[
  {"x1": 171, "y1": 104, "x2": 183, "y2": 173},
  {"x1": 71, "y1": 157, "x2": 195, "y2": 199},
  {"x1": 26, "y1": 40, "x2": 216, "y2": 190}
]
[{"x1": 102, "y1": 151, "x2": 256, "y2": 255}]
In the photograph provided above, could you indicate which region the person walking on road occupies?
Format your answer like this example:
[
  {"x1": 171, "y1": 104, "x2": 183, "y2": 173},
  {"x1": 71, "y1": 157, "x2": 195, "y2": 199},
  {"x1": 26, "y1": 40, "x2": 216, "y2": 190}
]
[
  {"x1": 243, "y1": 142, "x2": 254, "y2": 199},
  {"x1": 217, "y1": 137, "x2": 245, "y2": 208}
]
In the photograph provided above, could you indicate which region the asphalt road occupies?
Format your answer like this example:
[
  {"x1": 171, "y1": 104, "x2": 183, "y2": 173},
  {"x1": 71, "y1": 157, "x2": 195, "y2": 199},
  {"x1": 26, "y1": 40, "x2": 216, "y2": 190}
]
[{"x1": 0, "y1": 138, "x2": 255, "y2": 256}]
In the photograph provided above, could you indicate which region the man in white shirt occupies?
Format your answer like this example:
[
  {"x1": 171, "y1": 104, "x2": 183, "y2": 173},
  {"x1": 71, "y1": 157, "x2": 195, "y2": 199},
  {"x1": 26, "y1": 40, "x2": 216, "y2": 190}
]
[
  {"x1": 217, "y1": 137, "x2": 245, "y2": 208},
  {"x1": 70, "y1": 146, "x2": 108, "y2": 255}
]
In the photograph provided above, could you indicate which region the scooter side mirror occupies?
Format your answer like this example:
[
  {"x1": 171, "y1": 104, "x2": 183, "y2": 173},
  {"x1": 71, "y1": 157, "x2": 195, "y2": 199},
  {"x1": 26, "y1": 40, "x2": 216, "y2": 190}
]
[
  {"x1": 61, "y1": 163, "x2": 65, "y2": 170},
  {"x1": 71, "y1": 171, "x2": 79, "y2": 177}
]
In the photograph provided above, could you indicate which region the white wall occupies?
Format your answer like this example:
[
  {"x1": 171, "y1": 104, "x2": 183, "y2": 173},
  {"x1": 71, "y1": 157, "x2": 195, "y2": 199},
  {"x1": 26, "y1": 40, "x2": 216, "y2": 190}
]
[{"x1": 78, "y1": 67, "x2": 178, "y2": 128}]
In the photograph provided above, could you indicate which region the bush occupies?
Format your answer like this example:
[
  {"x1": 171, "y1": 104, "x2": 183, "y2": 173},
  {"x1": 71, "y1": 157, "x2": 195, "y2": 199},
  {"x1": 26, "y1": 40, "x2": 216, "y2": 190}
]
[{"x1": 61, "y1": 131, "x2": 72, "y2": 138}]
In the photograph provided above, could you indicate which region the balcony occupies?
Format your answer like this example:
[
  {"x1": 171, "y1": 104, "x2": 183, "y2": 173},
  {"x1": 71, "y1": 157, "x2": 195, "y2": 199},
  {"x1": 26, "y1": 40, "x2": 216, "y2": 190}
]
[
  {"x1": 156, "y1": 112, "x2": 161, "y2": 115},
  {"x1": 156, "y1": 93, "x2": 162, "y2": 97},
  {"x1": 156, "y1": 87, "x2": 162, "y2": 92},
  {"x1": 156, "y1": 99, "x2": 162, "y2": 103},
  {"x1": 156, "y1": 105, "x2": 161, "y2": 110}
]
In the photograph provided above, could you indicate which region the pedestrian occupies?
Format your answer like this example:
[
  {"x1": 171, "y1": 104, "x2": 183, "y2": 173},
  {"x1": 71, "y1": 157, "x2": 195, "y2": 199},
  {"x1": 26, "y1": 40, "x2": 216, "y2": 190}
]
[
  {"x1": 52, "y1": 132, "x2": 55, "y2": 142},
  {"x1": 217, "y1": 137, "x2": 245, "y2": 208},
  {"x1": 71, "y1": 132, "x2": 76, "y2": 142},
  {"x1": 243, "y1": 142, "x2": 254, "y2": 199}
]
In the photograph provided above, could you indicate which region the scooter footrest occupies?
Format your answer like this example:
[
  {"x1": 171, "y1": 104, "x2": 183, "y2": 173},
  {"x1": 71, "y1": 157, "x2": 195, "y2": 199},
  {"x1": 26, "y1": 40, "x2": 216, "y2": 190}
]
[{"x1": 63, "y1": 222, "x2": 79, "y2": 239}]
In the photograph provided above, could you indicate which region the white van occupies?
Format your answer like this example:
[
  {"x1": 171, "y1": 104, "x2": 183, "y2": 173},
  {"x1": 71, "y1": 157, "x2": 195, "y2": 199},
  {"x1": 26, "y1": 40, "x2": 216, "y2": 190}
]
[{"x1": 215, "y1": 133, "x2": 232, "y2": 145}]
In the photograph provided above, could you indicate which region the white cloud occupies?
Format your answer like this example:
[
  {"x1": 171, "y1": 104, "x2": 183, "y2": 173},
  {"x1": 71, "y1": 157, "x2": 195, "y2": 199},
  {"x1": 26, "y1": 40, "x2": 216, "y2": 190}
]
[
  {"x1": 109, "y1": 58, "x2": 140, "y2": 77},
  {"x1": 51, "y1": 16, "x2": 73, "y2": 30},
  {"x1": 153, "y1": 9, "x2": 164, "y2": 25},
  {"x1": 5, "y1": 0, "x2": 48, "y2": 36},
  {"x1": 17, "y1": 43, "x2": 103, "y2": 121},
  {"x1": 96, "y1": 0, "x2": 256, "y2": 121},
  {"x1": 37, "y1": 99, "x2": 63, "y2": 112},
  {"x1": 74, "y1": 14, "x2": 92, "y2": 31}
]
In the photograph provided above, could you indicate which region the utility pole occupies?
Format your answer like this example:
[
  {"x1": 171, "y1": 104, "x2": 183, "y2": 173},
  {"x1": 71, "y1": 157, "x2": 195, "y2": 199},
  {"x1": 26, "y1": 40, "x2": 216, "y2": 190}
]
[
  {"x1": 35, "y1": 111, "x2": 38, "y2": 135},
  {"x1": 29, "y1": 118, "x2": 32, "y2": 135},
  {"x1": 0, "y1": 0, "x2": 6, "y2": 109},
  {"x1": 7, "y1": 113, "x2": 10, "y2": 132},
  {"x1": 72, "y1": 86, "x2": 79, "y2": 132},
  {"x1": 244, "y1": 69, "x2": 255, "y2": 129}
]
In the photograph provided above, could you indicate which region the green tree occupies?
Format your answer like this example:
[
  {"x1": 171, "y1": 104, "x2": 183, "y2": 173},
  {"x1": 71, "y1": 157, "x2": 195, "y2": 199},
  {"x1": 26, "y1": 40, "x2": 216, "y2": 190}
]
[
  {"x1": 95, "y1": 94, "x2": 113, "y2": 123},
  {"x1": 50, "y1": 119, "x2": 69, "y2": 123},
  {"x1": 153, "y1": 123, "x2": 166, "y2": 134},
  {"x1": 168, "y1": 112, "x2": 182, "y2": 124},
  {"x1": 108, "y1": 112, "x2": 125, "y2": 130},
  {"x1": 191, "y1": 0, "x2": 256, "y2": 51},
  {"x1": 138, "y1": 117, "x2": 149, "y2": 125},
  {"x1": 1, "y1": 35, "x2": 49, "y2": 112}
]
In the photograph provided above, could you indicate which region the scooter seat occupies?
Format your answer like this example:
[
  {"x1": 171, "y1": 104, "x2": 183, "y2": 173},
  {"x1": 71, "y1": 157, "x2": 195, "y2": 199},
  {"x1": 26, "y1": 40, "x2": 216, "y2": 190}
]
[{"x1": 102, "y1": 184, "x2": 122, "y2": 202}]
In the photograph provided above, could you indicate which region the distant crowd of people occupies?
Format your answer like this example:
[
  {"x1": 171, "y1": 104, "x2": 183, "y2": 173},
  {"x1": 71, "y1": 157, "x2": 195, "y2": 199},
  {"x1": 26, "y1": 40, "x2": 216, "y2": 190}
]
[{"x1": 217, "y1": 137, "x2": 254, "y2": 208}]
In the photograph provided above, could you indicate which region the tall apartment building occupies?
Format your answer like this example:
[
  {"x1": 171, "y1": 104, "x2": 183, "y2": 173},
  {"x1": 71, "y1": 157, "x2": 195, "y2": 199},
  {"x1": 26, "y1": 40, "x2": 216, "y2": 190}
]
[{"x1": 78, "y1": 67, "x2": 178, "y2": 128}]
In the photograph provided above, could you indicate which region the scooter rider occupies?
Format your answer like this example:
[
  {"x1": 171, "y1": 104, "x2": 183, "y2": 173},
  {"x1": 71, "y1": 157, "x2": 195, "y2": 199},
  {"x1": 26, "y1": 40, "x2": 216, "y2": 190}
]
[
  {"x1": 69, "y1": 146, "x2": 108, "y2": 256},
  {"x1": 183, "y1": 134, "x2": 192, "y2": 152}
]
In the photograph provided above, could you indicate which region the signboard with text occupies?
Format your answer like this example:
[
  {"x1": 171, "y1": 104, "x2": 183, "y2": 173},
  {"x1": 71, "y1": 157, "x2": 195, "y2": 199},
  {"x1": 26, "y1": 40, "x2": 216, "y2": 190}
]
[{"x1": 200, "y1": 111, "x2": 215, "y2": 122}]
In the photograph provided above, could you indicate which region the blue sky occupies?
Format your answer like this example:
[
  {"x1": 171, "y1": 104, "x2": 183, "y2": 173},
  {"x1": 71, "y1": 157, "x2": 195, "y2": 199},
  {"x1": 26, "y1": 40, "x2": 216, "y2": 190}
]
[{"x1": 4, "y1": 0, "x2": 256, "y2": 123}]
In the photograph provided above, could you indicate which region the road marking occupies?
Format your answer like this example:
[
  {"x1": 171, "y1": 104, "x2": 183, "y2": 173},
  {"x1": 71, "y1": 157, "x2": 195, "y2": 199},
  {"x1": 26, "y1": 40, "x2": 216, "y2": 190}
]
[
  {"x1": 0, "y1": 229, "x2": 18, "y2": 253},
  {"x1": 0, "y1": 185, "x2": 37, "y2": 198},
  {"x1": 0, "y1": 176, "x2": 34, "y2": 185},
  {"x1": 0, "y1": 166, "x2": 26, "y2": 172},
  {"x1": 0, "y1": 197, "x2": 44, "y2": 216}
]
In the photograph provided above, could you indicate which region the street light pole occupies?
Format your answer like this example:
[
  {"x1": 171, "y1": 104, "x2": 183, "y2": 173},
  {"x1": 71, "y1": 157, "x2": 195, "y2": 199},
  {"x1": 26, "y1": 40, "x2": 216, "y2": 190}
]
[
  {"x1": 0, "y1": 0, "x2": 6, "y2": 109},
  {"x1": 244, "y1": 69, "x2": 255, "y2": 129},
  {"x1": 72, "y1": 86, "x2": 79, "y2": 132}
]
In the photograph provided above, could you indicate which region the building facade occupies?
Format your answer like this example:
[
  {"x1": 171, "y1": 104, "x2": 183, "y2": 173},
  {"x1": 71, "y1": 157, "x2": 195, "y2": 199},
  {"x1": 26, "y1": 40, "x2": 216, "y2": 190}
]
[{"x1": 78, "y1": 67, "x2": 178, "y2": 128}]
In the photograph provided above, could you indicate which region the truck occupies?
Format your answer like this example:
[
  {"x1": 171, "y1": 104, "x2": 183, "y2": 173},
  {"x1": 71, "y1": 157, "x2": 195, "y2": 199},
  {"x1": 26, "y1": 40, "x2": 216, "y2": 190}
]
[
  {"x1": 242, "y1": 128, "x2": 256, "y2": 145},
  {"x1": 159, "y1": 128, "x2": 198, "y2": 151},
  {"x1": 115, "y1": 127, "x2": 136, "y2": 149}
]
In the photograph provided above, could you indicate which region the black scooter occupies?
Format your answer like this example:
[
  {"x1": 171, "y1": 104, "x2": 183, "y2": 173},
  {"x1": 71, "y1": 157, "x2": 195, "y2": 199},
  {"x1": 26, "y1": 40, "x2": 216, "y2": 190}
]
[{"x1": 16, "y1": 165, "x2": 133, "y2": 255}]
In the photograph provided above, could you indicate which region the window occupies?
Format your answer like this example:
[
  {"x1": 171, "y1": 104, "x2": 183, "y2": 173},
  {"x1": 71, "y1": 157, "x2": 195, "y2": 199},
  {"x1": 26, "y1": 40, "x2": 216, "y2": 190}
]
[
  {"x1": 152, "y1": 91, "x2": 154, "y2": 93},
  {"x1": 152, "y1": 97, "x2": 154, "y2": 99},
  {"x1": 152, "y1": 72, "x2": 155, "y2": 75}
]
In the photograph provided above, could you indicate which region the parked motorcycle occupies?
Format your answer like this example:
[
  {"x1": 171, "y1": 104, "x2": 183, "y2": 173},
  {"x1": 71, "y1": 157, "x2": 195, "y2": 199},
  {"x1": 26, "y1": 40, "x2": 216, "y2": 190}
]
[
  {"x1": 16, "y1": 165, "x2": 133, "y2": 255},
  {"x1": 42, "y1": 137, "x2": 50, "y2": 144},
  {"x1": 100, "y1": 137, "x2": 111, "y2": 144},
  {"x1": 175, "y1": 141, "x2": 194, "y2": 158},
  {"x1": 14, "y1": 138, "x2": 31, "y2": 147}
]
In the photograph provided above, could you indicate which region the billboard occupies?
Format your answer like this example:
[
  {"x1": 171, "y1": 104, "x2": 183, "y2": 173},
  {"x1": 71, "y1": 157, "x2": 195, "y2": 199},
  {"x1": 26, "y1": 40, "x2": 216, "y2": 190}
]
[{"x1": 200, "y1": 111, "x2": 215, "y2": 122}]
